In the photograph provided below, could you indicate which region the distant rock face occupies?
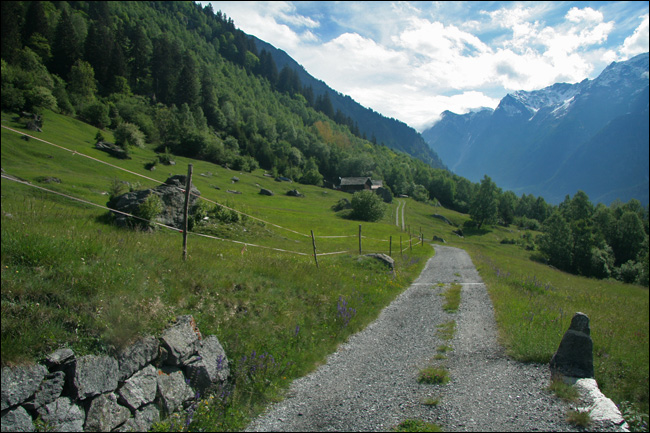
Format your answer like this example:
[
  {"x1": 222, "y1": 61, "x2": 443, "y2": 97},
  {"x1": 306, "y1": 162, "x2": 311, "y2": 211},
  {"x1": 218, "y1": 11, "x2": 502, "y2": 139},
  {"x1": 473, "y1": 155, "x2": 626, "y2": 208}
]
[
  {"x1": 550, "y1": 312, "x2": 594, "y2": 378},
  {"x1": 107, "y1": 175, "x2": 201, "y2": 229},
  {"x1": 422, "y1": 53, "x2": 649, "y2": 205}
]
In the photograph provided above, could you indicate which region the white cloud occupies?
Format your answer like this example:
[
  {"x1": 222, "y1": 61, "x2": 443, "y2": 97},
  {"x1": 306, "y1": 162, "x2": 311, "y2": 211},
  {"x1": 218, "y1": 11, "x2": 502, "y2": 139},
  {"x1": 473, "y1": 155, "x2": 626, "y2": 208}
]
[
  {"x1": 203, "y1": 1, "x2": 647, "y2": 130},
  {"x1": 620, "y1": 14, "x2": 650, "y2": 57}
]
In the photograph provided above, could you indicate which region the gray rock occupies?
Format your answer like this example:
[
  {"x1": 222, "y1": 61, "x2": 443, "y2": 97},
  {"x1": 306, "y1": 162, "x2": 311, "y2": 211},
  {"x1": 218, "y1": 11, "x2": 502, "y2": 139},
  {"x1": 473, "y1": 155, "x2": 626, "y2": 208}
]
[
  {"x1": 45, "y1": 349, "x2": 75, "y2": 369},
  {"x1": 363, "y1": 253, "x2": 395, "y2": 270},
  {"x1": 156, "y1": 368, "x2": 195, "y2": 414},
  {"x1": 107, "y1": 175, "x2": 201, "y2": 229},
  {"x1": 286, "y1": 189, "x2": 303, "y2": 197},
  {"x1": 118, "y1": 364, "x2": 158, "y2": 410},
  {"x1": 73, "y1": 355, "x2": 119, "y2": 400},
  {"x1": 433, "y1": 235, "x2": 446, "y2": 243},
  {"x1": 1, "y1": 406, "x2": 34, "y2": 432},
  {"x1": 161, "y1": 316, "x2": 201, "y2": 366},
  {"x1": 550, "y1": 312, "x2": 594, "y2": 378},
  {"x1": 185, "y1": 336, "x2": 230, "y2": 393},
  {"x1": 135, "y1": 404, "x2": 161, "y2": 431},
  {"x1": 118, "y1": 336, "x2": 159, "y2": 381},
  {"x1": 259, "y1": 188, "x2": 274, "y2": 196},
  {"x1": 433, "y1": 214, "x2": 454, "y2": 225},
  {"x1": 84, "y1": 392, "x2": 131, "y2": 432},
  {"x1": 28, "y1": 371, "x2": 65, "y2": 410},
  {"x1": 95, "y1": 141, "x2": 129, "y2": 159},
  {"x1": 1, "y1": 364, "x2": 48, "y2": 410},
  {"x1": 36, "y1": 397, "x2": 85, "y2": 432}
]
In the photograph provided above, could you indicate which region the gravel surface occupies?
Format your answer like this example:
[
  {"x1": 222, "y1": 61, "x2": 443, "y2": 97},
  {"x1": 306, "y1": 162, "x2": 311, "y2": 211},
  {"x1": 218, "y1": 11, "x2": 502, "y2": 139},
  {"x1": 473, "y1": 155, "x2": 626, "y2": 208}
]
[{"x1": 245, "y1": 244, "x2": 580, "y2": 432}]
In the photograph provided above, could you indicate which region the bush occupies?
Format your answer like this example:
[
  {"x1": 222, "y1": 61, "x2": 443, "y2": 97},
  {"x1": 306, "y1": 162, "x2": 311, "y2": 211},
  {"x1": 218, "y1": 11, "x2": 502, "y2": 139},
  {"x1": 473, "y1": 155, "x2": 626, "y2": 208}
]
[
  {"x1": 114, "y1": 122, "x2": 146, "y2": 148},
  {"x1": 350, "y1": 190, "x2": 386, "y2": 222},
  {"x1": 134, "y1": 193, "x2": 163, "y2": 229},
  {"x1": 80, "y1": 102, "x2": 110, "y2": 129}
]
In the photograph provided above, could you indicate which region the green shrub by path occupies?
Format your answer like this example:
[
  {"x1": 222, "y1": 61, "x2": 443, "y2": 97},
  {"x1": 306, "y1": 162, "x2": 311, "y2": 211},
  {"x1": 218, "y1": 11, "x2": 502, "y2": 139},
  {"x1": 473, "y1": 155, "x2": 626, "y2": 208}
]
[{"x1": 418, "y1": 366, "x2": 449, "y2": 385}]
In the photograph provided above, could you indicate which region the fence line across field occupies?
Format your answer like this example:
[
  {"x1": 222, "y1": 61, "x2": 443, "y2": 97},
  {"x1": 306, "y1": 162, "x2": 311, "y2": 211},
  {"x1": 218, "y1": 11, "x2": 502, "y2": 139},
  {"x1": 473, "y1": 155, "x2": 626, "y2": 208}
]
[
  {"x1": 2, "y1": 125, "x2": 426, "y2": 264},
  {"x1": 2, "y1": 173, "x2": 416, "y2": 264}
]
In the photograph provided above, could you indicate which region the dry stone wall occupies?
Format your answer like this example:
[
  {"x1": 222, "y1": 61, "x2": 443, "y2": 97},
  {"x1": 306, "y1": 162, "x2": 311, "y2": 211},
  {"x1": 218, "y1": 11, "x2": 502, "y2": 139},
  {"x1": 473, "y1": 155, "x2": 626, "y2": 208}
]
[{"x1": 1, "y1": 315, "x2": 229, "y2": 432}]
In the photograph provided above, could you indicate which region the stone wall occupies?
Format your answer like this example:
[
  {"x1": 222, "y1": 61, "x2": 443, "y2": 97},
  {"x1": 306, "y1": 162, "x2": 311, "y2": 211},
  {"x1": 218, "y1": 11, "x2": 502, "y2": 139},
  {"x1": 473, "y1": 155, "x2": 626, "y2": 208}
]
[{"x1": 1, "y1": 315, "x2": 229, "y2": 432}]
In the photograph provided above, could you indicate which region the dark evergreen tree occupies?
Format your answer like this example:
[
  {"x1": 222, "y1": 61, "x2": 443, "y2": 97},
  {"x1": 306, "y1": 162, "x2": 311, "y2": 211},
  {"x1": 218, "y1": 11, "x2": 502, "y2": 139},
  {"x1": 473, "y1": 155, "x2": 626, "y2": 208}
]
[
  {"x1": 1, "y1": 2, "x2": 25, "y2": 63},
  {"x1": 51, "y1": 9, "x2": 84, "y2": 78}
]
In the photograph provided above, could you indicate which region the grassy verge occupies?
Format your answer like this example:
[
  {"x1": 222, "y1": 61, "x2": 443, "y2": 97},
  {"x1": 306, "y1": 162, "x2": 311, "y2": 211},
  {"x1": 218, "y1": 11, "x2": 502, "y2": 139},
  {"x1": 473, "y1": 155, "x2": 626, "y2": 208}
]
[
  {"x1": 447, "y1": 225, "x2": 649, "y2": 420},
  {"x1": 1, "y1": 111, "x2": 435, "y2": 430}
]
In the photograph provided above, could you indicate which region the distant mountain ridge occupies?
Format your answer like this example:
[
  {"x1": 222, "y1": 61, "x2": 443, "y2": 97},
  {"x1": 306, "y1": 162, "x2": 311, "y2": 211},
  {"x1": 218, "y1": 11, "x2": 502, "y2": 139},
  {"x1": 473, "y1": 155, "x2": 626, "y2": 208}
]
[
  {"x1": 422, "y1": 52, "x2": 649, "y2": 205},
  {"x1": 251, "y1": 36, "x2": 446, "y2": 170}
]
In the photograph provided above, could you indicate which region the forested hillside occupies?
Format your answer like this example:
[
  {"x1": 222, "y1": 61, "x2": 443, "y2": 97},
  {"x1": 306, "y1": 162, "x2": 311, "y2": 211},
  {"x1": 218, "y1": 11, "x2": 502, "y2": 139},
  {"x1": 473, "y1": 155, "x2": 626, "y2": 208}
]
[
  {"x1": 2, "y1": 1, "x2": 648, "y2": 285},
  {"x1": 1, "y1": 1, "x2": 443, "y2": 199}
]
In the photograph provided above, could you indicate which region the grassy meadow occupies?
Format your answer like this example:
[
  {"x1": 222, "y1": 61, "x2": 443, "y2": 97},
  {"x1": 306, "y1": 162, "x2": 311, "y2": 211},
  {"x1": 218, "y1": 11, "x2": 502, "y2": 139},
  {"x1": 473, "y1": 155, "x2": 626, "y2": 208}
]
[{"x1": 1, "y1": 110, "x2": 648, "y2": 430}]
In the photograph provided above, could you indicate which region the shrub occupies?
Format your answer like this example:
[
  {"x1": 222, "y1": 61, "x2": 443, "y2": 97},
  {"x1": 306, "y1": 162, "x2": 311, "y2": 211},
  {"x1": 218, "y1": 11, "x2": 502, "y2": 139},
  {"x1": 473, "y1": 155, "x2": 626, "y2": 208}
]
[
  {"x1": 134, "y1": 193, "x2": 163, "y2": 229},
  {"x1": 350, "y1": 190, "x2": 386, "y2": 222},
  {"x1": 114, "y1": 122, "x2": 146, "y2": 148}
]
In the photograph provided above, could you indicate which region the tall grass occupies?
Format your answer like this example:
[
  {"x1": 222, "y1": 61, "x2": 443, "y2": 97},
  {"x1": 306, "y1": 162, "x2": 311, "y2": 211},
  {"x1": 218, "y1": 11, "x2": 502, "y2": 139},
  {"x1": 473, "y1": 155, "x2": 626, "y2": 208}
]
[{"x1": 450, "y1": 227, "x2": 649, "y2": 419}]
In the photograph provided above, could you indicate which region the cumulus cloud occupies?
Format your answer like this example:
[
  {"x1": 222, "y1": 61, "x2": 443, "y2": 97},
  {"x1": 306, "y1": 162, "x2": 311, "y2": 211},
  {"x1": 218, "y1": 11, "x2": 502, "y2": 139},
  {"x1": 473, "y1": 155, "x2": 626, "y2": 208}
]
[
  {"x1": 620, "y1": 14, "x2": 650, "y2": 57},
  {"x1": 203, "y1": 1, "x2": 647, "y2": 130}
]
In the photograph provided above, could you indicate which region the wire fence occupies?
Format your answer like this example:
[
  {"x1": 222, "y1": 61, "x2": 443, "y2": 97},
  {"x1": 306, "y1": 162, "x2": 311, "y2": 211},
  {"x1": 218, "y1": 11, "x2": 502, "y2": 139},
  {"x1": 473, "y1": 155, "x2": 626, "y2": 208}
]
[{"x1": 1, "y1": 125, "x2": 427, "y2": 265}]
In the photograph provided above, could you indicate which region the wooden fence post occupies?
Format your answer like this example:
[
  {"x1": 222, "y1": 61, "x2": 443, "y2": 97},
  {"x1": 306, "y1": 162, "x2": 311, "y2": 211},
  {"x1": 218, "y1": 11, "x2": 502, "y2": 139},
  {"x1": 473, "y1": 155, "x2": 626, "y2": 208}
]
[
  {"x1": 389, "y1": 236, "x2": 392, "y2": 256},
  {"x1": 182, "y1": 164, "x2": 193, "y2": 261},
  {"x1": 311, "y1": 230, "x2": 319, "y2": 268},
  {"x1": 358, "y1": 225, "x2": 362, "y2": 255}
]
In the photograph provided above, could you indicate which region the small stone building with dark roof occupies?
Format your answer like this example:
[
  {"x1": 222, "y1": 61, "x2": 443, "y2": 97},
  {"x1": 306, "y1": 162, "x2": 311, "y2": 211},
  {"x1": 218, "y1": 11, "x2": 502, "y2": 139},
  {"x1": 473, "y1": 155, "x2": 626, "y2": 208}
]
[{"x1": 338, "y1": 177, "x2": 383, "y2": 193}]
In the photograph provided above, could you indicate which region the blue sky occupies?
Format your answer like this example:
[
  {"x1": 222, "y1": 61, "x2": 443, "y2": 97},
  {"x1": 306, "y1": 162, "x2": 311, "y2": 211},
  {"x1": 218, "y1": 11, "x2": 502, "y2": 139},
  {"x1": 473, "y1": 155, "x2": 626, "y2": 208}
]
[{"x1": 201, "y1": 1, "x2": 649, "y2": 131}]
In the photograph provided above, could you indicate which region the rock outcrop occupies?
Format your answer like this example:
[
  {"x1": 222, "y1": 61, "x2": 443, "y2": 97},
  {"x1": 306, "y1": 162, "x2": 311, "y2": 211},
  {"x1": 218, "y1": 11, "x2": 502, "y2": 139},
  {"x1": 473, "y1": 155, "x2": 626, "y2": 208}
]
[{"x1": 0, "y1": 315, "x2": 229, "y2": 432}]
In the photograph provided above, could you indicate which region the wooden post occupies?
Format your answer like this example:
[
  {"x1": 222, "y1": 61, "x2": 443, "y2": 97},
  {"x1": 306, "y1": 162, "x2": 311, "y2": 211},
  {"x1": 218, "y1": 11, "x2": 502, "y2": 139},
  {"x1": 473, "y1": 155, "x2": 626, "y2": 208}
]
[
  {"x1": 311, "y1": 230, "x2": 319, "y2": 268},
  {"x1": 389, "y1": 236, "x2": 392, "y2": 256},
  {"x1": 182, "y1": 164, "x2": 193, "y2": 261},
  {"x1": 358, "y1": 225, "x2": 362, "y2": 255},
  {"x1": 421, "y1": 233, "x2": 424, "y2": 246}
]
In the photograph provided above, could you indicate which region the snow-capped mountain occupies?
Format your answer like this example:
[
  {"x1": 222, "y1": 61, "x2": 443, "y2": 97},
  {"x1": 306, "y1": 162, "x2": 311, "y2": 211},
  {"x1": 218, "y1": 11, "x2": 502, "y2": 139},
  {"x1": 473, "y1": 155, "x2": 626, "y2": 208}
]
[{"x1": 422, "y1": 52, "x2": 649, "y2": 205}]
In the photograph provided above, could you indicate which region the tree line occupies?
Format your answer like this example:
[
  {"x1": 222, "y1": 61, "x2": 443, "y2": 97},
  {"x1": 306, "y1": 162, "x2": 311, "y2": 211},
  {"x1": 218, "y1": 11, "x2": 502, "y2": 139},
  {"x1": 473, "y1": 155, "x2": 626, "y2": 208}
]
[{"x1": 1, "y1": 1, "x2": 647, "y2": 285}]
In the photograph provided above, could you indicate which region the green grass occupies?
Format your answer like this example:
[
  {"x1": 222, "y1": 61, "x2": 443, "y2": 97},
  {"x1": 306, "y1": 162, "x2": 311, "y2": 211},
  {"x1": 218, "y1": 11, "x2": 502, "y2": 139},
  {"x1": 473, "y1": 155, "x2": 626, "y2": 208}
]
[
  {"x1": 1, "y1": 111, "x2": 434, "y2": 430},
  {"x1": 566, "y1": 409, "x2": 592, "y2": 428},
  {"x1": 548, "y1": 376, "x2": 580, "y2": 403},
  {"x1": 441, "y1": 284, "x2": 461, "y2": 312},
  {"x1": 417, "y1": 366, "x2": 450, "y2": 385},
  {"x1": 447, "y1": 225, "x2": 649, "y2": 418},
  {"x1": 2, "y1": 110, "x2": 648, "y2": 429},
  {"x1": 393, "y1": 419, "x2": 443, "y2": 432}
]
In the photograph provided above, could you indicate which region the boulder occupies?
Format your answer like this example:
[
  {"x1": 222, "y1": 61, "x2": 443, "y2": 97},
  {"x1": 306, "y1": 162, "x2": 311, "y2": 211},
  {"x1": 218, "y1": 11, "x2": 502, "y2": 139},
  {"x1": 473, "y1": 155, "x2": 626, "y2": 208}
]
[
  {"x1": 118, "y1": 365, "x2": 158, "y2": 410},
  {"x1": 433, "y1": 235, "x2": 446, "y2": 243},
  {"x1": 1, "y1": 406, "x2": 34, "y2": 432},
  {"x1": 259, "y1": 188, "x2": 274, "y2": 196},
  {"x1": 84, "y1": 392, "x2": 131, "y2": 432},
  {"x1": 185, "y1": 335, "x2": 230, "y2": 393},
  {"x1": 107, "y1": 175, "x2": 201, "y2": 229},
  {"x1": 95, "y1": 141, "x2": 130, "y2": 159},
  {"x1": 117, "y1": 336, "x2": 159, "y2": 381},
  {"x1": 156, "y1": 368, "x2": 194, "y2": 414},
  {"x1": 114, "y1": 404, "x2": 160, "y2": 432},
  {"x1": 550, "y1": 312, "x2": 594, "y2": 378},
  {"x1": 1, "y1": 364, "x2": 48, "y2": 410},
  {"x1": 433, "y1": 214, "x2": 454, "y2": 225},
  {"x1": 363, "y1": 254, "x2": 395, "y2": 270},
  {"x1": 160, "y1": 316, "x2": 201, "y2": 366},
  {"x1": 27, "y1": 371, "x2": 65, "y2": 410},
  {"x1": 45, "y1": 348, "x2": 75, "y2": 369},
  {"x1": 72, "y1": 355, "x2": 119, "y2": 400},
  {"x1": 286, "y1": 189, "x2": 303, "y2": 197},
  {"x1": 36, "y1": 397, "x2": 85, "y2": 432}
]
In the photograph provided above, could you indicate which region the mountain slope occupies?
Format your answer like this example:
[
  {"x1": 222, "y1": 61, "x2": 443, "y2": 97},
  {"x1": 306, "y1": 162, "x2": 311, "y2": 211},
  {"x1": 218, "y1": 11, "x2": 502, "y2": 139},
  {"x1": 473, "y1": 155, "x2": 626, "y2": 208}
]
[
  {"x1": 422, "y1": 53, "x2": 649, "y2": 205},
  {"x1": 252, "y1": 36, "x2": 446, "y2": 170}
]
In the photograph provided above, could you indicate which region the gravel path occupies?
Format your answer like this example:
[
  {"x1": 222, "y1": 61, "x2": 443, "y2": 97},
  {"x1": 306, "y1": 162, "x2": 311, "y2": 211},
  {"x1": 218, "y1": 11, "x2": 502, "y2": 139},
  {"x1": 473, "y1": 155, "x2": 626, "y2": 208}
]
[{"x1": 245, "y1": 244, "x2": 579, "y2": 432}]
